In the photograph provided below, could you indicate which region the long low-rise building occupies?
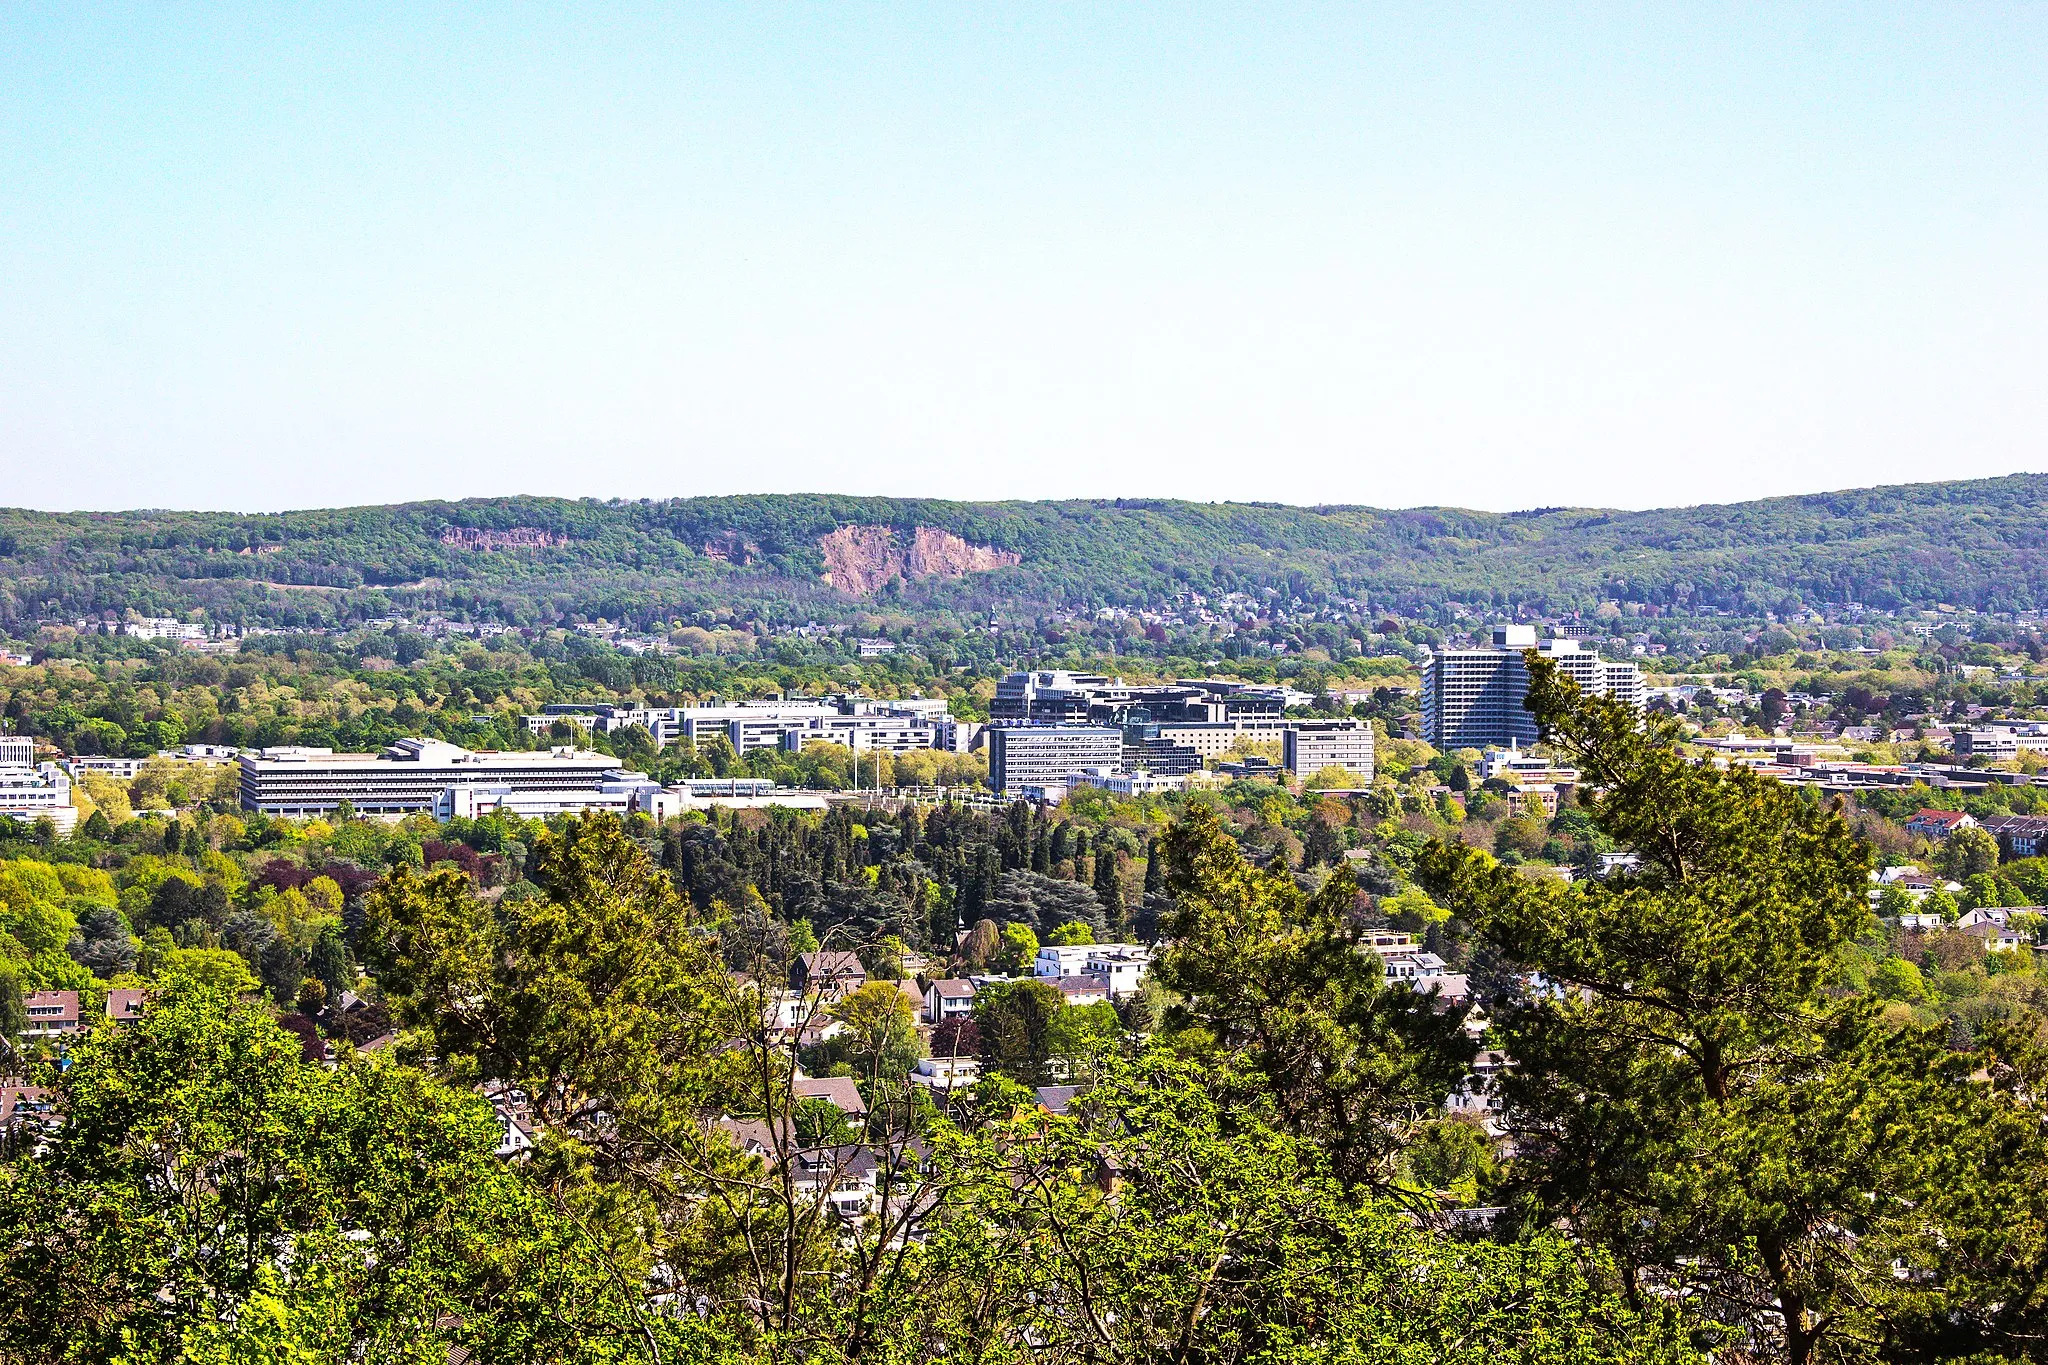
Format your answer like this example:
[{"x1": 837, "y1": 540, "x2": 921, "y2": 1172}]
[
  {"x1": 239, "y1": 739, "x2": 628, "y2": 817},
  {"x1": 526, "y1": 696, "x2": 971, "y2": 754},
  {"x1": 435, "y1": 771, "x2": 675, "y2": 822}
]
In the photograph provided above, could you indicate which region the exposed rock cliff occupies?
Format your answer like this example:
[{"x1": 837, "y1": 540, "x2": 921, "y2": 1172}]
[
  {"x1": 438, "y1": 526, "x2": 566, "y2": 551},
  {"x1": 700, "y1": 530, "x2": 761, "y2": 565},
  {"x1": 818, "y1": 525, "x2": 1020, "y2": 596}
]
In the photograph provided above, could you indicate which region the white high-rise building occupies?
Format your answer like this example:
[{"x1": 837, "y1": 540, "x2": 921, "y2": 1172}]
[{"x1": 1421, "y1": 627, "x2": 1641, "y2": 749}]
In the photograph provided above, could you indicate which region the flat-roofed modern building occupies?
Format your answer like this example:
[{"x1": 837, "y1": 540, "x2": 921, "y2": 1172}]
[
  {"x1": 1149, "y1": 718, "x2": 1296, "y2": 758},
  {"x1": 0, "y1": 763, "x2": 78, "y2": 834},
  {"x1": 1422, "y1": 627, "x2": 1642, "y2": 750},
  {"x1": 1282, "y1": 721, "x2": 1376, "y2": 780},
  {"x1": 237, "y1": 739, "x2": 626, "y2": 817},
  {"x1": 1421, "y1": 626, "x2": 1540, "y2": 751},
  {"x1": 525, "y1": 697, "x2": 969, "y2": 754},
  {"x1": 987, "y1": 725, "x2": 1122, "y2": 796},
  {"x1": 63, "y1": 755, "x2": 147, "y2": 780}
]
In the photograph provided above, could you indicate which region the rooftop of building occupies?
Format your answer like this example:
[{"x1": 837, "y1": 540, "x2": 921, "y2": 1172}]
[{"x1": 245, "y1": 738, "x2": 619, "y2": 767}]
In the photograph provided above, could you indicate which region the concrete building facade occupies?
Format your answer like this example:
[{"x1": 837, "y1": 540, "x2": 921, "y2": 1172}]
[
  {"x1": 1281, "y1": 721, "x2": 1376, "y2": 780},
  {"x1": 987, "y1": 726, "x2": 1122, "y2": 795},
  {"x1": 1422, "y1": 627, "x2": 1642, "y2": 749},
  {"x1": 237, "y1": 739, "x2": 626, "y2": 817}
]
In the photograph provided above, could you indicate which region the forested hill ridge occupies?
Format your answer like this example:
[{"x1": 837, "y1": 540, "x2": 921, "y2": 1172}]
[{"x1": 3, "y1": 473, "x2": 2045, "y2": 629}]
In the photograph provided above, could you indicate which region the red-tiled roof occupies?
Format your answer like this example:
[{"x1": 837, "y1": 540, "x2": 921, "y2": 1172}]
[{"x1": 105, "y1": 988, "x2": 147, "y2": 1021}]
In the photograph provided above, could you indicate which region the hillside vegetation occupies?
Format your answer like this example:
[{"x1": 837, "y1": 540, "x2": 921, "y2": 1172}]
[{"x1": 1, "y1": 474, "x2": 2044, "y2": 628}]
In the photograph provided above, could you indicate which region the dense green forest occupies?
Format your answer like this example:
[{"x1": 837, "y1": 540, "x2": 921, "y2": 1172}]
[
  {"x1": 7, "y1": 664, "x2": 2048, "y2": 1360},
  {"x1": 4, "y1": 473, "x2": 2047, "y2": 629}
]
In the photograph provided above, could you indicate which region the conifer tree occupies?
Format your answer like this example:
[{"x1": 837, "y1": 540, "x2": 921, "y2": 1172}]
[{"x1": 1419, "y1": 654, "x2": 2048, "y2": 1363}]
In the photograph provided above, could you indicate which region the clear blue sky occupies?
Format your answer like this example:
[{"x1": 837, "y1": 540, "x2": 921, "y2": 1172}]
[{"x1": 2, "y1": 5, "x2": 2043, "y2": 513}]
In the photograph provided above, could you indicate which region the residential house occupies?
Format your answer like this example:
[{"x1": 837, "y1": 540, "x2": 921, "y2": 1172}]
[
  {"x1": 1362, "y1": 933, "x2": 1447, "y2": 987},
  {"x1": 1962, "y1": 919, "x2": 2027, "y2": 953},
  {"x1": 1054, "y1": 977, "x2": 1111, "y2": 1007},
  {"x1": 795, "y1": 1075, "x2": 869, "y2": 1119},
  {"x1": 1983, "y1": 814, "x2": 2048, "y2": 860},
  {"x1": 1032, "y1": 943, "x2": 1151, "y2": 998},
  {"x1": 1905, "y1": 809, "x2": 1978, "y2": 841},
  {"x1": 1083, "y1": 946, "x2": 1151, "y2": 998},
  {"x1": 910, "y1": 1055, "x2": 981, "y2": 1093},
  {"x1": 1428, "y1": 973, "x2": 1472, "y2": 1003},
  {"x1": 923, "y1": 978, "x2": 977, "y2": 1026},
  {"x1": 1035, "y1": 1085, "x2": 1079, "y2": 1115},
  {"x1": 1445, "y1": 1049, "x2": 1508, "y2": 1131},
  {"x1": 790, "y1": 951, "x2": 867, "y2": 998},
  {"x1": 481, "y1": 1080, "x2": 537, "y2": 1160},
  {"x1": 21, "y1": 991, "x2": 80, "y2": 1040},
  {"x1": 1032, "y1": 945, "x2": 1100, "y2": 979},
  {"x1": 104, "y1": 988, "x2": 147, "y2": 1023},
  {"x1": 0, "y1": 1082, "x2": 53, "y2": 1138}
]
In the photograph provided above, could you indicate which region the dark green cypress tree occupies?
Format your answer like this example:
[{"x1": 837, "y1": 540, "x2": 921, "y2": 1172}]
[{"x1": 1093, "y1": 843, "x2": 1123, "y2": 929}]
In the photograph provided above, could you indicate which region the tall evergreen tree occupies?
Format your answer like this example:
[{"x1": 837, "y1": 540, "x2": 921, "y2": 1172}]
[
  {"x1": 1419, "y1": 653, "x2": 2048, "y2": 1363},
  {"x1": 1093, "y1": 842, "x2": 1124, "y2": 927}
]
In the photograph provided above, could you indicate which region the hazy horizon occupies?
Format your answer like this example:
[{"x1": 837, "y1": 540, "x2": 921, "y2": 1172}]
[{"x1": 7, "y1": 467, "x2": 2045, "y2": 521}]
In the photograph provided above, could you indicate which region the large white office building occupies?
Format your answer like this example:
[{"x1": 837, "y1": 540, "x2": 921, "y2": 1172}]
[
  {"x1": 238, "y1": 739, "x2": 629, "y2": 817},
  {"x1": 987, "y1": 726, "x2": 1123, "y2": 796},
  {"x1": 1422, "y1": 627, "x2": 1642, "y2": 749}
]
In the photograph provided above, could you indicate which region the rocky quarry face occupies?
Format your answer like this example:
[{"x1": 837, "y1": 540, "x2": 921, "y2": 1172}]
[
  {"x1": 438, "y1": 526, "x2": 567, "y2": 551},
  {"x1": 817, "y1": 525, "x2": 1020, "y2": 596}
]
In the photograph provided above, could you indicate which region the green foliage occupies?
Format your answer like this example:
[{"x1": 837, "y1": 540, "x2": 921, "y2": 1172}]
[
  {"x1": 974, "y1": 978, "x2": 1069, "y2": 1086},
  {"x1": 995, "y1": 920, "x2": 1039, "y2": 975},
  {"x1": 1404, "y1": 1117, "x2": 1497, "y2": 1203},
  {"x1": 921, "y1": 1056, "x2": 1701, "y2": 1364},
  {"x1": 0, "y1": 965, "x2": 21, "y2": 1043},
  {"x1": 1418, "y1": 654, "x2": 2043, "y2": 1363},
  {"x1": 0, "y1": 974, "x2": 735, "y2": 1363},
  {"x1": 1155, "y1": 806, "x2": 1473, "y2": 1186},
  {"x1": 827, "y1": 979, "x2": 924, "y2": 1083},
  {"x1": 1870, "y1": 955, "x2": 1928, "y2": 1002},
  {"x1": 1044, "y1": 919, "x2": 1093, "y2": 946},
  {"x1": 7, "y1": 477, "x2": 2048, "y2": 637},
  {"x1": 1941, "y1": 825, "x2": 2002, "y2": 882},
  {"x1": 360, "y1": 813, "x2": 729, "y2": 1125},
  {"x1": 160, "y1": 947, "x2": 260, "y2": 995}
]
